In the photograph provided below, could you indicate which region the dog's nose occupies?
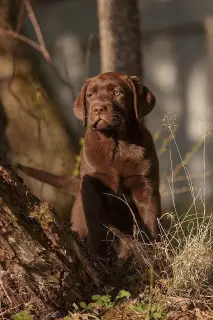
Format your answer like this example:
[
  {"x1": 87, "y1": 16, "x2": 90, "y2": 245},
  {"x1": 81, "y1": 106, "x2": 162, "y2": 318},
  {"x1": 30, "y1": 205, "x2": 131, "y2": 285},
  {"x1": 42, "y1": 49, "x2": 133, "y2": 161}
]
[{"x1": 94, "y1": 105, "x2": 107, "y2": 114}]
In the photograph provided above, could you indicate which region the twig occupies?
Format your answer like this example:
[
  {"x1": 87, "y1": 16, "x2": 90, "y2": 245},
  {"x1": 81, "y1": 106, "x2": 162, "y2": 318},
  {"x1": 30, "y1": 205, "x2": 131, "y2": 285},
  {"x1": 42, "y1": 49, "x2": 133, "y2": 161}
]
[
  {"x1": 0, "y1": 27, "x2": 41, "y2": 53},
  {"x1": 24, "y1": 0, "x2": 51, "y2": 62},
  {"x1": 167, "y1": 136, "x2": 206, "y2": 184},
  {"x1": 170, "y1": 171, "x2": 212, "y2": 183},
  {"x1": 23, "y1": 0, "x2": 76, "y2": 96},
  {"x1": 161, "y1": 186, "x2": 203, "y2": 196},
  {"x1": 158, "y1": 127, "x2": 178, "y2": 156},
  {"x1": 0, "y1": 1, "x2": 76, "y2": 96},
  {"x1": 16, "y1": 1, "x2": 26, "y2": 34},
  {"x1": 0, "y1": 303, "x2": 23, "y2": 317},
  {"x1": 0, "y1": 277, "x2": 12, "y2": 305}
]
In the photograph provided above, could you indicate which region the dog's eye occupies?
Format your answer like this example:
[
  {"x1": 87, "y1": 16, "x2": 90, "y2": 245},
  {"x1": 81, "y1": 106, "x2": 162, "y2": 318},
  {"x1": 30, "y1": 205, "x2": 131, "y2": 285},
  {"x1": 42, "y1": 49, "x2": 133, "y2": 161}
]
[{"x1": 113, "y1": 89, "x2": 121, "y2": 96}]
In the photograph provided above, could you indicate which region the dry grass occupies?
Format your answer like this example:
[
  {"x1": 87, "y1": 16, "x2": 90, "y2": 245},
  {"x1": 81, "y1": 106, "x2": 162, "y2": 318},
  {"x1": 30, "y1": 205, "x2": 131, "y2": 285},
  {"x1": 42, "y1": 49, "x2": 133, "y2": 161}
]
[
  {"x1": 169, "y1": 217, "x2": 213, "y2": 294},
  {"x1": 105, "y1": 115, "x2": 213, "y2": 308}
]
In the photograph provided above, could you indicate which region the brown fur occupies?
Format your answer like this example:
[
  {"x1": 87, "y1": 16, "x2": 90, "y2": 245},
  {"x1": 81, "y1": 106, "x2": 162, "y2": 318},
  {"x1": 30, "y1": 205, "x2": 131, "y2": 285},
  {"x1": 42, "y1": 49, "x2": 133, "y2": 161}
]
[
  {"x1": 72, "y1": 72, "x2": 161, "y2": 256},
  {"x1": 17, "y1": 163, "x2": 80, "y2": 196},
  {"x1": 17, "y1": 72, "x2": 161, "y2": 257}
]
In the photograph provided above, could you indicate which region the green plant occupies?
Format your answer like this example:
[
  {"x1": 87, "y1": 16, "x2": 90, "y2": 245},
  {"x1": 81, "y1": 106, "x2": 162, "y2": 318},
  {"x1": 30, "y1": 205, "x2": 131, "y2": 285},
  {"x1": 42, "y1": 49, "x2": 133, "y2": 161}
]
[
  {"x1": 79, "y1": 289, "x2": 131, "y2": 311},
  {"x1": 91, "y1": 294, "x2": 113, "y2": 309},
  {"x1": 11, "y1": 310, "x2": 34, "y2": 320},
  {"x1": 129, "y1": 301, "x2": 167, "y2": 319},
  {"x1": 72, "y1": 138, "x2": 84, "y2": 176}
]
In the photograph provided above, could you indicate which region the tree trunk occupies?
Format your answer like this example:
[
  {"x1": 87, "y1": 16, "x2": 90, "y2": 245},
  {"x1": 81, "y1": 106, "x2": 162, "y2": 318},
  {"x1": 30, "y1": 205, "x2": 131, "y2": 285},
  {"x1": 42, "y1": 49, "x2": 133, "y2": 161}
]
[
  {"x1": 0, "y1": 159, "x2": 105, "y2": 319},
  {"x1": 0, "y1": 0, "x2": 77, "y2": 219},
  {"x1": 97, "y1": 0, "x2": 142, "y2": 77}
]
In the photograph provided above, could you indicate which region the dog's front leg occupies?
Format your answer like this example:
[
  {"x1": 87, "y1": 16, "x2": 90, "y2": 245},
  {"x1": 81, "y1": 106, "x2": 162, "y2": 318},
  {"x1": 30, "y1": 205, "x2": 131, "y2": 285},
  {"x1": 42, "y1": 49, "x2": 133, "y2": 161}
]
[
  {"x1": 132, "y1": 185, "x2": 161, "y2": 240},
  {"x1": 71, "y1": 194, "x2": 88, "y2": 240},
  {"x1": 81, "y1": 175, "x2": 116, "y2": 257}
]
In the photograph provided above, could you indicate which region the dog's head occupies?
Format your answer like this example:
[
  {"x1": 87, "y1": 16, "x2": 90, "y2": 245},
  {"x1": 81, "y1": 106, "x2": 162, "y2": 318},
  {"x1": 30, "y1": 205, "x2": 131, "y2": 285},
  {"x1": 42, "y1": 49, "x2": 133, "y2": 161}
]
[{"x1": 73, "y1": 72, "x2": 156, "y2": 132}]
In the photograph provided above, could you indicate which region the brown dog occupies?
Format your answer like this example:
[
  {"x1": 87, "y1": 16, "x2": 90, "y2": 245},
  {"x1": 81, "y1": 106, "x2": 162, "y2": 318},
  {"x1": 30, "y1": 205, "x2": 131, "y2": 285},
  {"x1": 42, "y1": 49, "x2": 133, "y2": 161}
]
[
  {"x1": 71, "y1": 71, "x2": 161, "y2": 256},
  {"x1": 18, "y1": 72, "x2": 161, "y2": 257}
]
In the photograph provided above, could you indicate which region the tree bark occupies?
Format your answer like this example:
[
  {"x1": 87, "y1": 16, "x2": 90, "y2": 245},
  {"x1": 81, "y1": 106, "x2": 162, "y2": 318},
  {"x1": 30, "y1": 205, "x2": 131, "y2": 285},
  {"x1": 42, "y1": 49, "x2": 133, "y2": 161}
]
[
  {"x1": 97, "y1": 0, "x2": 142, "y2": 77},
  {"x1": 0, "y1": 160, "x2": 106, "y2": 319}
]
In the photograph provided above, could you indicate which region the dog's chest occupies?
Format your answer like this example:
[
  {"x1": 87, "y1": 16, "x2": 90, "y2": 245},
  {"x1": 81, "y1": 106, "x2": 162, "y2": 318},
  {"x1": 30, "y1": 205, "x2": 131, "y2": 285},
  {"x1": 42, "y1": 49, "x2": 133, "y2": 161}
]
[
  {"x1": 113, "y1": 141, "x2": 145, "y2": 174},
  {"x1": 83, "y1": 135, "x2": 150, "y2": 192}
]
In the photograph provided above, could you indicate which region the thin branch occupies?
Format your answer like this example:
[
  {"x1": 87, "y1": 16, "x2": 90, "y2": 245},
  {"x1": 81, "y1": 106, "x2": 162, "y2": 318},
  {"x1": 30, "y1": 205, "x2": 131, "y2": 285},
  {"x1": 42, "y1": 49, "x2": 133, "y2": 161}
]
[
  {"x1": 0, "y1": 277, "x2": 12, "y2": 305},
  {"x1": 0, "y1": 27, "x2": 42, "y2": 53},
  {"x1": 24, "y1": 0, "x2": 51, "y2": 62},
  {"x1": 0, "y1": 1, "x2": 76, "y2": 98},
  {"x1": 16, "y1": 1, "x2": 25, "y2": 32},
  {"x1": 22, "y1": 0, "x2": 78, "y2": 95}
]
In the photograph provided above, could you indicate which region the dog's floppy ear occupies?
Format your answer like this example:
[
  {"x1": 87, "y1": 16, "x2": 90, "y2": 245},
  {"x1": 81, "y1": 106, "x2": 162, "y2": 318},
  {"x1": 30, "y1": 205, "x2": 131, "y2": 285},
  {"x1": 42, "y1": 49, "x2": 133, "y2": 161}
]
[
  {"x1": 73, "y1": 78, "x2": 91, "y2": 127},
  {"x1": 129, "y1": 76, "x2": 156, "y2": 120}
]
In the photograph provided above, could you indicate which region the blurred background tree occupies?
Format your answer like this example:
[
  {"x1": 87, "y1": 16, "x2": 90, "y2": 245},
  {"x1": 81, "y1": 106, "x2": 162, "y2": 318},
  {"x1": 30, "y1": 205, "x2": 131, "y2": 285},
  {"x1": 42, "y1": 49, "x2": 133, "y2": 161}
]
[
  {"x1": 98, "y1": 0, "x2": 142, "y2": 76},
  {"x1": 0, "y1": 0, "x2": 76, "y2": 219}
]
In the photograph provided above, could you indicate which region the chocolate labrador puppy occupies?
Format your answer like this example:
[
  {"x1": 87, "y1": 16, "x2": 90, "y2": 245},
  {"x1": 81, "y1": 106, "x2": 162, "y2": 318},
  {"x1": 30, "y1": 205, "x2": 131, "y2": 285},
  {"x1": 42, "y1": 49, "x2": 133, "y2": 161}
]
[
  {"x1": 18, "y1": 72, "x2": 161, "y2": 257},
  {"x1": 71, "y1": 71, "x2": 161, "y2": 255}
]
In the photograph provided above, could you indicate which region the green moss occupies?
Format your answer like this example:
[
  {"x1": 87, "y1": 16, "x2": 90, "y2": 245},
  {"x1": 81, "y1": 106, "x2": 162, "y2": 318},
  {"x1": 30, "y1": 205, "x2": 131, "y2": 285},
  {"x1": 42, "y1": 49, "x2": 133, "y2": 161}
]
[
  {"x1": 11, "y1": 310, "x2": 34, "y2": 320},
  {"x1": 29, "y1": 202, "x2": 54, "y2": 229}
]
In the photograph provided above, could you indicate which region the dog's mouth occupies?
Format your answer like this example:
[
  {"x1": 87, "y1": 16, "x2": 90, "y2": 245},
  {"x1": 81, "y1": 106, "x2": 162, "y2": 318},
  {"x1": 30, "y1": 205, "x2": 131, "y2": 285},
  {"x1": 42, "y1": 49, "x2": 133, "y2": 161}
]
[
  {"x1": 90, "y1": 113, "x2": 124, "y2": 132},
  {"x1": 92, "y1": 119, "x2": 112, "y2": 131}
]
